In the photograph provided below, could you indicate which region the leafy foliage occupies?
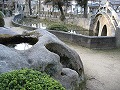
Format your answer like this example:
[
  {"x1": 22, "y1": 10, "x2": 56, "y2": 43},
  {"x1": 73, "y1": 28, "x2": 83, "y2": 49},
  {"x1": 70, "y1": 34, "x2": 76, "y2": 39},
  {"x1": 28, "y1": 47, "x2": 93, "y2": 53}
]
[
  {"x1": 0, "y1": 69, "x2": 65, "y2": 90},
  {"x1": 44, "y1": 0, "x2": 65, "y2": 21},
  {"x1": 0, "y1": 17, "x2": 5, "y2": 27},
  {"x1": 0, "y1": 11, "x2": 5, "y2": 27},
  {"x1": 48, "y1": 23, "x2": 68, "y2": 32},
  {"x1": 0, "y1": 11, "x2": 5, "y2": 18}
]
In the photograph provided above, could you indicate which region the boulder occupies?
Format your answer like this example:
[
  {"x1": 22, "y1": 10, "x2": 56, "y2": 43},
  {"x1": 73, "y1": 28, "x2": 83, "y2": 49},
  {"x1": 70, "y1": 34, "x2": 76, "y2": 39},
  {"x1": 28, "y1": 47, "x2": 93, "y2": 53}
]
[{"x1": 0, "y1": 27, "x2": 84, "y2": 90}]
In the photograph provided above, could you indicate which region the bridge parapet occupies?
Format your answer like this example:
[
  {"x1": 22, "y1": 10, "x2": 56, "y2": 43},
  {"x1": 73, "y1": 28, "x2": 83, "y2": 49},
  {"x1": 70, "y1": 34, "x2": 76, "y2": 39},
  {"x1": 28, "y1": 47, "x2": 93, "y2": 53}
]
[
  {"x1": 97, "y1": 2, "x2": 120, "y2": 28},
  {"x1": 89, "y1": 1, "x2": 120, "y2": 37}
]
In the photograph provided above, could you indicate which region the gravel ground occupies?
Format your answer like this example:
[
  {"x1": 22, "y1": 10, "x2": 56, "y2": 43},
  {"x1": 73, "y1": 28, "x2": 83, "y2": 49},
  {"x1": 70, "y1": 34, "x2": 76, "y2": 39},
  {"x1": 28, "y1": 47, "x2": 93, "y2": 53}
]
[{"x1": 66, "y1": 42, "x2": 120, "y2": 90}]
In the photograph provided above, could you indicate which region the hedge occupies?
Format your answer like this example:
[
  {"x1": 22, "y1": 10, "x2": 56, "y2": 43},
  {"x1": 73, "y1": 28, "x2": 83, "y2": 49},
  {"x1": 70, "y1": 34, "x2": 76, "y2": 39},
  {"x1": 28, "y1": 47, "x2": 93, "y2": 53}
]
[{"x1": 0, "y1": 68, "x2": 65, "y2": 90}]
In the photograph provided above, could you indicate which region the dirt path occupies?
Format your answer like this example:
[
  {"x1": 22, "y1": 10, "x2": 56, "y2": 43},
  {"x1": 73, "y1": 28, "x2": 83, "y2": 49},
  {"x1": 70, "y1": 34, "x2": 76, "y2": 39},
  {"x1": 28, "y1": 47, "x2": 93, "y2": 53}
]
[
  {"x1": 66, "y1": 42, "x2": 120, "y2": 90},
  {"x1": 4, "y1": 17, "x2": 25, "y2": 34}
]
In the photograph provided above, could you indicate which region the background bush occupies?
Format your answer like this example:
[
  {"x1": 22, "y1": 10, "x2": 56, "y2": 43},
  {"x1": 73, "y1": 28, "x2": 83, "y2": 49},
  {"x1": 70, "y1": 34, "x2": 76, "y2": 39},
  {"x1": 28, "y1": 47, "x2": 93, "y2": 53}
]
[
  {"x1": 0, "y1": 11, "x2": 5, "y2": 18},
  {"x1": 0, "y1": 17, "x2": 5, "y2": 27},
  {"x1": 47, "y1": 23, "x2": 68, "y2": 32},
  {"x1": 0, "y1": 11, "x2": 5, "y2": 27},
  {"x1": 0, "y1": 69, "x2": 65, "y2": 90}
]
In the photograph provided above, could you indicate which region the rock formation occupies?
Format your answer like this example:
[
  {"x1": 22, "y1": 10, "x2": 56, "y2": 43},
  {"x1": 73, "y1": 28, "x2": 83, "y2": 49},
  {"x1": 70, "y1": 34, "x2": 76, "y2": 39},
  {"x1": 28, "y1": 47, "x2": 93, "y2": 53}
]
[{"x1": 0, "y1": 27, "x2": 84, "y2": 90}]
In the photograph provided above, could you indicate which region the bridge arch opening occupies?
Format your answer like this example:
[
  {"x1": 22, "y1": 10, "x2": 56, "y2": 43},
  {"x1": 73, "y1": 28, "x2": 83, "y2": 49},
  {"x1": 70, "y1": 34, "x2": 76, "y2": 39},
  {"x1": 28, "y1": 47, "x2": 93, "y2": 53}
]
[
  {"x1": 95, "y1": 21, "x2": 100, "y2": 36},
  {"x1": 101, "y1": 25, "x2": 107, "y2": 36}
]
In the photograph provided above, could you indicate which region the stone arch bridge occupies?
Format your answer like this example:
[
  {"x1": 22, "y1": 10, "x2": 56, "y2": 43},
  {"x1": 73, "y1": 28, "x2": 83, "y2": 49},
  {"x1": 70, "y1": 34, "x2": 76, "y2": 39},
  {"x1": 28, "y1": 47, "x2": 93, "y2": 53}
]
[{"x1": 90, "y1": 3, "x2": 120, "y2": 36}]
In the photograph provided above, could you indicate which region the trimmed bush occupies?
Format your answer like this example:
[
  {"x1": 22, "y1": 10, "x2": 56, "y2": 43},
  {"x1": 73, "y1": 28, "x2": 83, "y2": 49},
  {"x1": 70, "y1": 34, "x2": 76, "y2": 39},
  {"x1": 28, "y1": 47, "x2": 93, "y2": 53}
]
[
  {"x1": 47, "y1": 24, "x2": 68, "y2": 32},
  {"x1": 0, "y1": 17, "x2": 5, "y2": 27},
  {"x1": 0, "y1": 11, "x2": 5, "y2": 18},
  {"x1": 0, "y1": 11, "x2": 5, "y2": 27},
  {"x1": 0, "y1": 69, "x2": 65, "y2": 90}
]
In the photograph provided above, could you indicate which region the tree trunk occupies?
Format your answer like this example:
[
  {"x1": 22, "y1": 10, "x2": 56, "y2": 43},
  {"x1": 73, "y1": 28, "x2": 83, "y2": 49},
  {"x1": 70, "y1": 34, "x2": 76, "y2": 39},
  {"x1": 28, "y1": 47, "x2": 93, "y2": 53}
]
[
  {"x1": 83, "y1": 2, "x2": 88, "y2": 18},
  {"x1": 29, "y1": 0, "x2": 32, "y2": 15},
  {"x1": 57, "y1": 1, "x2": 65, "y2": 21},
  {"x1": 2, "y1": 0, "x2": 5, "y2": 14},
  {"x1": 65, "y1": 0, "x2": 68, "y2": 14},
  {"x1": 76, "y1": 0, "x2": 88, "y2": 18},
  {"x1": 38, "y1": 0, "x2": 41, "y2": 16}
]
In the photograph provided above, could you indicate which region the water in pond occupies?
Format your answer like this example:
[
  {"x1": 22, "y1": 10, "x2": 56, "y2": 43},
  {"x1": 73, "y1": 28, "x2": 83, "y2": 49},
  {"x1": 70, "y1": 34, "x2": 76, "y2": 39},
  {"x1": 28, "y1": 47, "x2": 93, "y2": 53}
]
[
  {"x1": 15, "y1": 43, "x2": 32, "y2": 50},
  {"x1": 19, "y1": 18, "x2": 47, "y2": 29},
  {"x1": 29, "y1": 23, "x2": 46, "y2": 29},
  {"x1": 68, "y1": 30, "x2": 90, "y2": 35},
  {"x1": 0, "y1": 35, "x2": 38, "y2": 50}
]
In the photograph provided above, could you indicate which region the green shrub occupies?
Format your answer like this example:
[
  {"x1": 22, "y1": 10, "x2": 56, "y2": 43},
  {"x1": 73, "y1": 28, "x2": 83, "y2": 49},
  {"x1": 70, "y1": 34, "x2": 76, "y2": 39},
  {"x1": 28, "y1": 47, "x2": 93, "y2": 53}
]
[
  {"x1": 0, "y1": 11, "x2": 5, "y2": 27},
  {"x1": 0, "y1": 11, "x2": 5, "y2": 18},
  {"x1": 0, "y1": 69, "x2": 65, "y2": 90},
  {"x1": 47, "y1": 23, "x2": 68, "y2": 32},
  {"x1": 0, "y1": 17, "x2": 5, "y2": 27}
]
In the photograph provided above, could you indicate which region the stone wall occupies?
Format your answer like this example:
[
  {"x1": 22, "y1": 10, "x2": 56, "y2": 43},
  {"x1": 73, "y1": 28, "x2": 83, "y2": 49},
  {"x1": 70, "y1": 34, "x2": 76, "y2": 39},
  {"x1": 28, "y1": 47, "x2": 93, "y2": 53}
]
[
  {"x1": 49, "y1": 30, "x2": 116, "y2": 49},
  {"x1": 115, "y1": 27, "x2": 120, "y2": 47},
  {"x1": 65, "y1": 17, "x2": 91, "y2": 30}
]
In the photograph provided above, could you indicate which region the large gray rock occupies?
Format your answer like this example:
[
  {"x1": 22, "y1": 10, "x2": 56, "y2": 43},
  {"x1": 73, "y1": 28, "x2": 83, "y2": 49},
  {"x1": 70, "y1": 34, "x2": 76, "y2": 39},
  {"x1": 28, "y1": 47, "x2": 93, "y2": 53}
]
[
  {"x1": 0, "y1": 27, "x2": 84, "y2": 90},
  {"x1": 0, "y1": 27, "x2": 16, "y2": 35}
]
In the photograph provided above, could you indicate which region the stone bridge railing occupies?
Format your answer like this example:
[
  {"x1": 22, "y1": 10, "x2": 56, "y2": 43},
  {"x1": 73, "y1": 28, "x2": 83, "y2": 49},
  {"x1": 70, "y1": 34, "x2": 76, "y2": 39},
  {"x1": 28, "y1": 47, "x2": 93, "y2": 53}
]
[
  {"x1": 97, "y1": 3, "x2": 120, "y2": 28},
  {"x1": 50, "y1": 30, "x2": 116, "y2": 49}
]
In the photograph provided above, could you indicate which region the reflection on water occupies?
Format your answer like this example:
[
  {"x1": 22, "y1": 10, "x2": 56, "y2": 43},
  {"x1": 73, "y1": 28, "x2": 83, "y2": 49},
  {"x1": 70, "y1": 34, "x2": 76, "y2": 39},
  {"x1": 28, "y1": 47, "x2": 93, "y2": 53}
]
[
  {"x1": 15, "y1": 43, "x2": 32, "y2": 50},
  {"x1": 68, "y1": 30, "x2": 91, "y2": 35},
  {"x1": 31, "y1": 23, "x2": 46, "y2": 29},
  {"x1": 68, "y1": 30, "x2": 76, "y2": 34},
  {"x1": 20, "y1": 19, "x2": 47, "y2": 29}
]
